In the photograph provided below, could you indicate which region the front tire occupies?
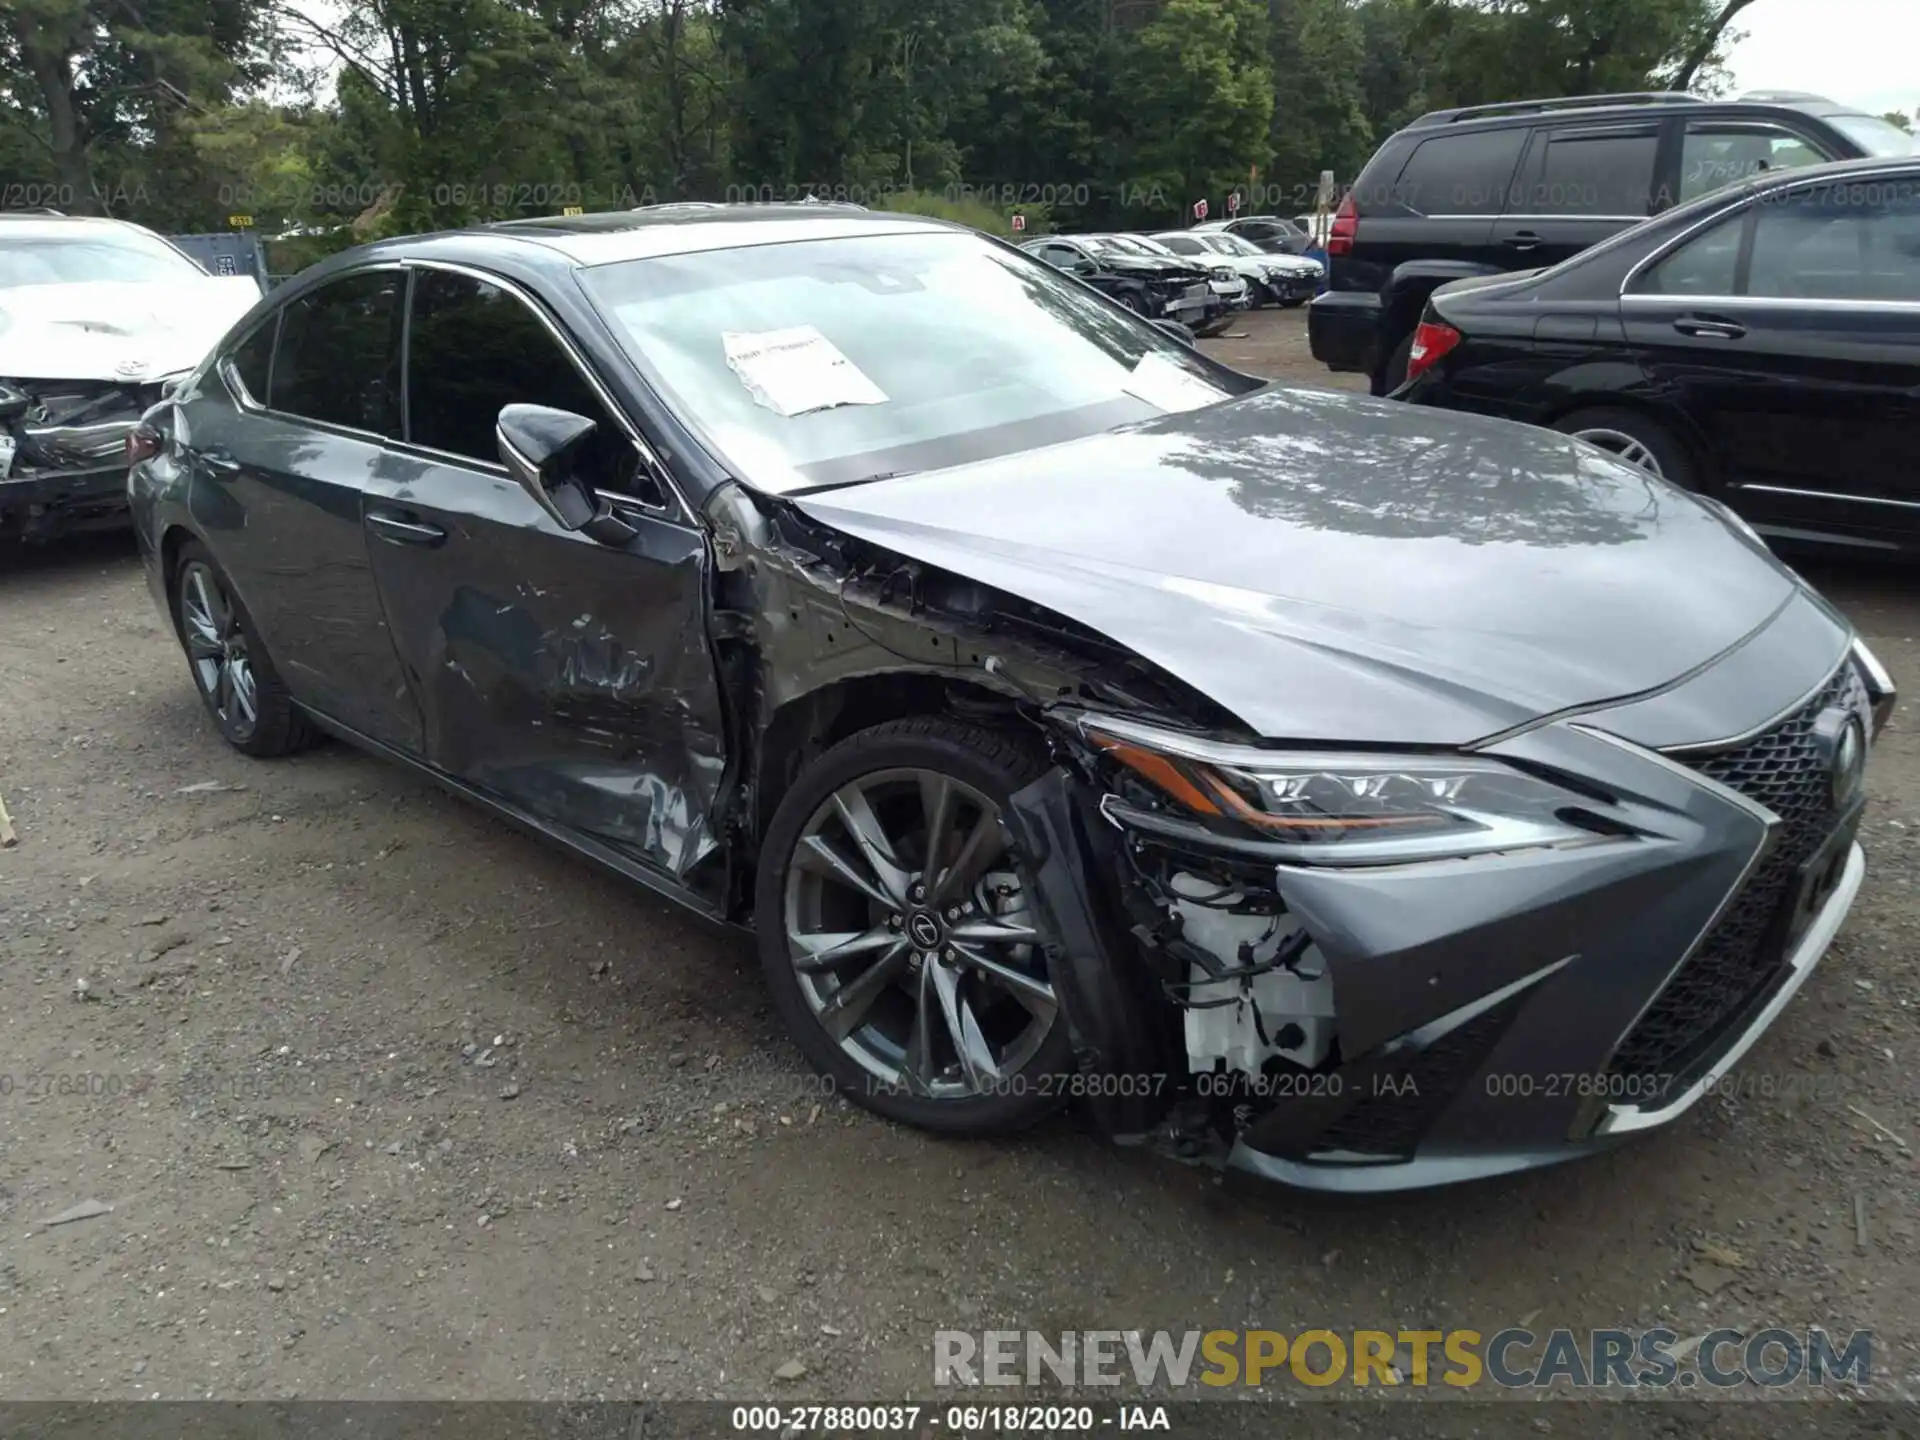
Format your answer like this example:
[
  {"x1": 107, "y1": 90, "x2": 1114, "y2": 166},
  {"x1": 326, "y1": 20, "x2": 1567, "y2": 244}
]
[
  {"x1": 755, "y1": 717, "x2": 1073, "y2": 1135},
  {"x1": 1553, "y1": 407, "x2": 1698, "y2": 488},
  {"x1": 172, "y1": 541, "x2": 313, "y2": 757}
]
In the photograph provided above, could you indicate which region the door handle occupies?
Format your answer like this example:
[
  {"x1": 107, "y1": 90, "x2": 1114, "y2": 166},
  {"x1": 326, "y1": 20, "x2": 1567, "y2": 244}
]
[
  {"x1": 1673, "y1": 314, "x2": 1746, "y2": 340},
  {"x1": 1507, "y1": 230, "x2": 1542, "y2": 251},
  {"x1": 366, "y1": 510, "x2": 447, "y2": 547},
  {"x1": 200, "y1": 449, "x2": 241, "y2": 477}
]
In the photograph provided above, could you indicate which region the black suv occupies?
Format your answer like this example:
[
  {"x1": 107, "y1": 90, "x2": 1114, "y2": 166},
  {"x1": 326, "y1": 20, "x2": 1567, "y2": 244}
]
[{"x1": 1308, "y1": 90, "x2": 1914, "y2": 393}]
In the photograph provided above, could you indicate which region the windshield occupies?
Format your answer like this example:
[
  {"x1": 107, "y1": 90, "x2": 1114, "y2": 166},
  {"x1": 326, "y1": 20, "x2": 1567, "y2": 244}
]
[
  {"x1": 580, "y1": 230, "x2": 1242, "y2": 495},
  {"x1": 0, "y1": 229, "x2": 203, "y2": 290},
  {"x1": 1205, "y1": 235, "x2": 1259, "y2": 256},
  {"x1": 1155, "y1": 234, "x2": 1209, "y2": 256},
  {"x1": 1826, "y1": 113, "x2": 1917, "y2": 157}
]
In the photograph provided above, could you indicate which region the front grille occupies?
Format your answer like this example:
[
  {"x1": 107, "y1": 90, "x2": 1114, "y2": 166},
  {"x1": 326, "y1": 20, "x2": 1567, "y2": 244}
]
[
  {"x1": 1606, "y1": 663, "x2": 1864, "y2": 1086},
  {"x1": 1310, "y1": 1002, "x2": 1515, "y2": 1159}
]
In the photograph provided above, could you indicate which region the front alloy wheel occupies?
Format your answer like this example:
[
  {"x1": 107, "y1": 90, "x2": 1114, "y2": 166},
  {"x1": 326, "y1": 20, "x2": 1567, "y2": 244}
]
[{"x1": 756, "y1": 718, "x2": 1072, "y2": 1134}]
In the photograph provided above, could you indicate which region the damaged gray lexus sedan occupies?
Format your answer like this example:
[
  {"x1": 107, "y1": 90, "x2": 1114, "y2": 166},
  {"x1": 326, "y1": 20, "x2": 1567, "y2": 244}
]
[{"x1": 131, "y1": 204, "x2": 1895, "y2": 1190}]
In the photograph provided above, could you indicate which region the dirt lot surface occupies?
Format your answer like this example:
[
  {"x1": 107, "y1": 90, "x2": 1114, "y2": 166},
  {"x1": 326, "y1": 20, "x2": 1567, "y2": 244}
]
[{"x1": 1, "y1": 309, "x2": 1917, "y2": 1421}]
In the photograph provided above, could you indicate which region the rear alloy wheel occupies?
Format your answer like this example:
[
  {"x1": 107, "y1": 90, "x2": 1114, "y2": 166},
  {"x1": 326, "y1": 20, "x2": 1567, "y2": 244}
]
[
  {"x1": 173, "y1": 542, "x2": 312, "y2": 757},
  {"x1": 756, "y1": 718, "x2": 1072, "y2": 1134},
  {"x1": 1553, "y1": 407, "x2": 1698, "y2": 489}
]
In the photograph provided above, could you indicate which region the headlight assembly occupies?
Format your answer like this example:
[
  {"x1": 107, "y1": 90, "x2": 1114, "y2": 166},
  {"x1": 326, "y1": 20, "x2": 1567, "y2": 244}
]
[{"x1": 1076, "y1": 713, "x2": 1608, "y2": 866}]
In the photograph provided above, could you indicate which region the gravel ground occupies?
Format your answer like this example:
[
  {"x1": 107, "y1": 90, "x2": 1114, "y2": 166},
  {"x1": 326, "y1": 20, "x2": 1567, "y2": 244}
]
[{"x1": 1, "y1": 308, "x2": 1916, "y2": 1412}]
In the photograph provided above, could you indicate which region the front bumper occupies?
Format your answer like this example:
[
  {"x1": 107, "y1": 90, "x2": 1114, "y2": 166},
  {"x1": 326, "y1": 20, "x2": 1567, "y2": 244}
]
[
  {"x1": 1, "y1": 462, "x2": 130, "y2": 538},
  {"x1": 1013, "y1": 628, "x2": 1888, "y2": 1191}
]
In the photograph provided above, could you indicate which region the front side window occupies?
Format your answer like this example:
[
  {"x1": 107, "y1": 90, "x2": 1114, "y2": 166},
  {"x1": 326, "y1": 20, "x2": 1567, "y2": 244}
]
[
  {"x1": 0, "y1": 226, "x2": 203, "y2": 289},
  {"x1": 270, "y1": 270, "x2": 403, "y2": 435},
  {"x1": 1515, "y1": 127, "x2": 1659, "y2": 217},
  {"x1": 579, "y1": 229, "x2": 1241, "y2": 494},
  {"x1": 1679, "y1": 124, "x2": 1829, "y2": 203},
  {"x1": 406, "y1": 269, "x2": 649, "y2": 498},
  {"x1": 1747, "y1": 183, "x2": 1920, "y2": 302}
]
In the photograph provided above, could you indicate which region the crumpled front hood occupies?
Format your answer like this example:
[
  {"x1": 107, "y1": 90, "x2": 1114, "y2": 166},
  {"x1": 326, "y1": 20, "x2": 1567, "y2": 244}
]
[
  {"x1": 0, "y1": 276, "x2": 261, "y2": 382},
  {"x1": 795, "y1": 386, "x2": 1800, "y2": 745}
]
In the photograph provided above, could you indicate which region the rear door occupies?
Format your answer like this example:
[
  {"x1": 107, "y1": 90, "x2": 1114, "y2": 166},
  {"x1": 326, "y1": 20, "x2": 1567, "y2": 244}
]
[
  {"x1": 1492, "y1": 122, "x2": 1661, "y2": 267},
  {"x1": 190, "y1": 268, "x2": 423, "y2": 751},
  {"x1": 1621, "y1": 178, "x2": 1920, "y2": 547},
  {"x1": 362, "y1": 263, "x2": 728, "y2": 879}
]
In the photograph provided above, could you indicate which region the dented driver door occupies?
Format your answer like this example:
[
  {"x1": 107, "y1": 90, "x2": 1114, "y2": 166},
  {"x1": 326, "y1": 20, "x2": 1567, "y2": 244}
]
[{"x1": 361, "y1": 264, "x2": 727, "y2": 880}]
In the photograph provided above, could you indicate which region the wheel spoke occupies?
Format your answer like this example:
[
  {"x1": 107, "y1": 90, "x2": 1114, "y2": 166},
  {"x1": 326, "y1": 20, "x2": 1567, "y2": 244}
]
[
  {"x1": 932, "y1": 811, "x2": 1005, "y2": 904},
  {"x1": 930, "y1": 960, "x2": 1000, "y2": 1089},
  {"x1": 899, "y1": 960, "x2": 940, "y2": 1094},
  {"x1": 918, "y1": 773, "x2": 956, "y2": 879},
  {"x1": 230, "y1": 661, "x2": 258, "y2": 724},
  {"x1": 790, "y1": 922, "x2": 901, "y2": 974},
  {"x1": 817, "y1": 942, "x2": 909, "y2": 1042},
  {"x1": 954, "y1": 942, "x2": 1057, "y2": 1020},
  {"x1": 830, "y1": 785, "x2": 912, "y2": 904},
  {"x1": 950, "y1": 916, "x2": 1040, "y2": 947},
  {"x1": 212, "y1": 658, "x2": 233, "y2": 717},
  {"x1": 795, "y1": 833, "x2": 897, "y2": 910}
]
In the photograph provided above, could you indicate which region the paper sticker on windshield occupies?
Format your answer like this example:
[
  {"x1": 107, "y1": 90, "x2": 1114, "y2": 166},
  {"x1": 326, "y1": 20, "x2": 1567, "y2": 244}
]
[
  {"x1": 1123, "y1": 352, "x2": 1228, "y2": 414},
  {"x1": 722, "y1": 326, "x2": 888, "y2": 418}
]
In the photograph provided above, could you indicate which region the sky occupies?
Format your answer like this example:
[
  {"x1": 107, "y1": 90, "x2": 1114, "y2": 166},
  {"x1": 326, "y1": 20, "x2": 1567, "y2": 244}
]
[{"x1": 1721, "y1": 0, "x2": 1920, "y2": 118}]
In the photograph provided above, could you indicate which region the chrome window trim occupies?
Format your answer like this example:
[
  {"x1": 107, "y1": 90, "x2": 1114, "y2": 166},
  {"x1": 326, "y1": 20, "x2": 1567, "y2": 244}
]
[
  {"x1": 1424, "y1": 213, "x2": 1647, "y2": 222},
  {"x1": 404, "y1": 257, "x2": 691, "y2": 523},
  {"x1": 1620, "y1": 292, "x2": 1920, "y2": 313},
  {"x1": 1740, "y1": 483, "x2": 1920, "y2": 511}
]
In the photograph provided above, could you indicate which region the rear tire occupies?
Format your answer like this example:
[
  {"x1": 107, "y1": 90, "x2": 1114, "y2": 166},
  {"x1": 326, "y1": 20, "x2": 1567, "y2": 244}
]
[
  {"x1": 755, "y1": 717, "x2": 1074, "y2": 1136},
  {"x1": 1553, "y1": 407, "x2": 1698, "y2": 489},
  {"x1": 171, "y1": 541, "x2": 314, "y2": 758},
  {"x1": 1372, "y1": 332, "x2": 1413, "y2": 396}
]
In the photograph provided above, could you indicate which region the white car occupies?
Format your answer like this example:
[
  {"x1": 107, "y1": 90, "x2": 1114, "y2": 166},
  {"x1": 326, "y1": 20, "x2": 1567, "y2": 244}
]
[
  {"x1": 1153, "y1": 230, "x2": 1323, "y2": 308},
  {"x1": 0, "y1": 213, "x2": 262, "y2": 540}
]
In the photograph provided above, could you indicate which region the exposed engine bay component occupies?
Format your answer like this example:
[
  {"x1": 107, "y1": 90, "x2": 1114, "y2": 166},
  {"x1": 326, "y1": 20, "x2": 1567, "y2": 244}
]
[
  {"x1": 6, "y1": 379, "x2": 157, "y2": 471},
  {"x1": 1165, "y1": 871, "x2": 1335, "y2": 1074}
]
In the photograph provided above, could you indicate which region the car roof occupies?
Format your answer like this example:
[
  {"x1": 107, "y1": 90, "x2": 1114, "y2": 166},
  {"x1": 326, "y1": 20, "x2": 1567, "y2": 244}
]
[
  {"x1": 0, "y1": 213, "x2": 169, "y2": 241},
  {"x1": 335, "y1": 203, "x2": 962, "y2": 272},
  {"x1": 1401, "y1": 89, "x2": 1885, "y2": 135}
]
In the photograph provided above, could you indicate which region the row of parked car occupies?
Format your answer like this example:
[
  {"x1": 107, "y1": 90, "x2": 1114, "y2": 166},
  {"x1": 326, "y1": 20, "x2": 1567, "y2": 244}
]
[
  {"x1": 1307, "y1": 88, "x2": 1919, "y2": 556},
  {"x1": 1018, "y1": 228, "x2": 1324, "y2": 336}
]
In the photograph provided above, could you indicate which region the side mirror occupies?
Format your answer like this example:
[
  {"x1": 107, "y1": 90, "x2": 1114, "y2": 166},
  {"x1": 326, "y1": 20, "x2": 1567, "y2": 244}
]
[
  {"x1": 496, "y1": 402, "x2": 604, "y2": 530},
  {"x1": 1151, "y1": 318, "x2": 1197, "y2": 347},
  {"x1": 496, "y1": 403, "x2": 637, "y2": 545}
]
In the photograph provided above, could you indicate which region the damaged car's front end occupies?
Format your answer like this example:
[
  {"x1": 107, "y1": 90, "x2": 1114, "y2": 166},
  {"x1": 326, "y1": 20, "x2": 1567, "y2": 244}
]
[{"x1": 0, "y1": 214, "x2": 260, "y2": 541}]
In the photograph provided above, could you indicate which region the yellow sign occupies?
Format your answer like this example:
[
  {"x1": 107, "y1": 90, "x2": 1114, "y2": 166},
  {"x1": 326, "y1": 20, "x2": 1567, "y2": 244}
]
[
  {"x1": 228, "y1": 214, "x2": 254, "y2": 229},
  {"x1": 561, "y1": 205, "x2": 585, "y2": 216}
]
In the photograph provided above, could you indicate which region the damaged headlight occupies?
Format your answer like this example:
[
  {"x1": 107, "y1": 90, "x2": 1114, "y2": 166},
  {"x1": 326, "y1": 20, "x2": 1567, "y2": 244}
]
[{"x1": 1077, "y1": 713, "x2": 1605, "y2": 866}]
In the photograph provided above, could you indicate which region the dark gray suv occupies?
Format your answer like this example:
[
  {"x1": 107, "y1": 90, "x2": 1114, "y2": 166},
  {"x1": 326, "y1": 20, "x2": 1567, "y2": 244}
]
[{"x1": 1308, "y1": 89, "x2": 1914, "y2": 394}]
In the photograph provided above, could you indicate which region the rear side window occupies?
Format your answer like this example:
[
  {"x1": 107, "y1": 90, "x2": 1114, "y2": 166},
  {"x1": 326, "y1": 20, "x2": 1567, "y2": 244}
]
[
  {"x1": 227, "y1": 318, "x2": 276, "y2": 405},
  {"x1": 406, "y1": 269, "x2": 652, "y2": 499},
  {"x1": 1748, "y1": 182, "x2": 1920, "y2": 302},
  {"x1": 270, "y1": 270, "x2": 403, "y2": 435},
  {"x1": 1390, "y1": 129, "x2": 1527, "y2": 215},
  {"x1": 1513, "y1": 127, "x2": 1658, "y2": 217},
  {"x1": 1679, "y1": 124, "x2": 1830, "y2": 203},
  {"x1": 1638, "y1": 213, "x2": 1745, "y2": 296}
]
